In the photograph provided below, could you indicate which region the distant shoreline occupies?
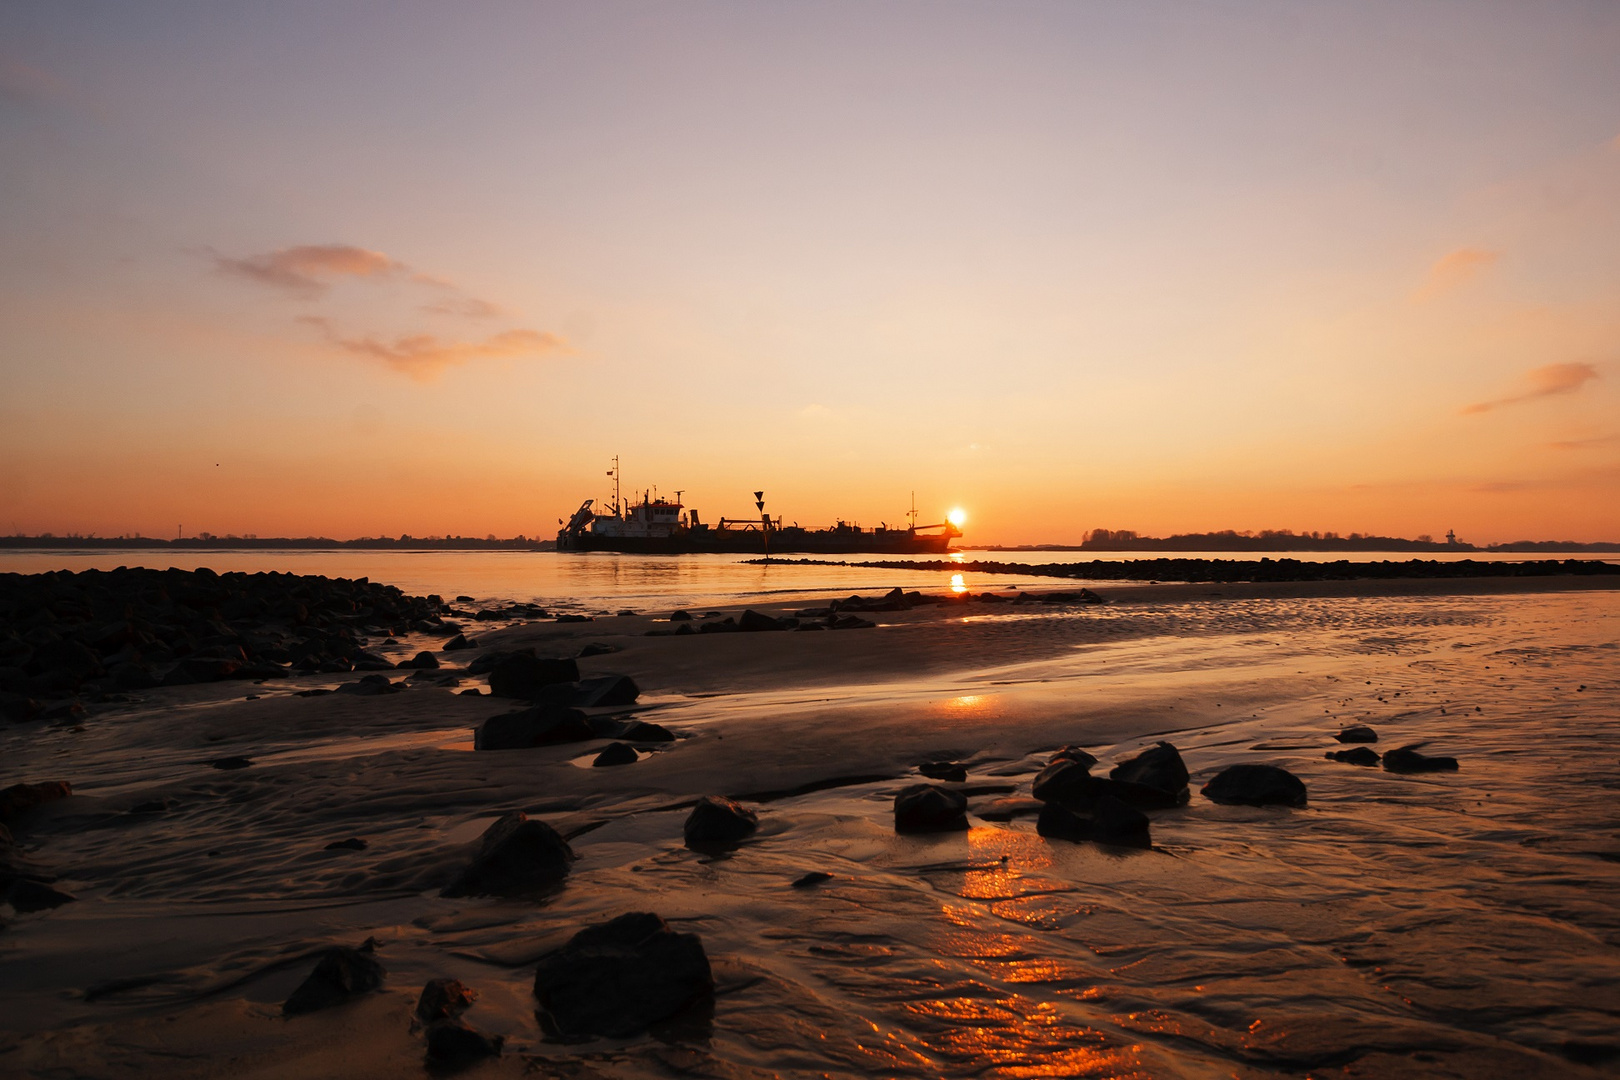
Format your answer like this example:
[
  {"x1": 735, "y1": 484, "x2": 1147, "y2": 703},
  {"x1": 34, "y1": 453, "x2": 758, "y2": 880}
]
[{"x1": 0, "y1": 536, "x2": 558, "y2": 552}]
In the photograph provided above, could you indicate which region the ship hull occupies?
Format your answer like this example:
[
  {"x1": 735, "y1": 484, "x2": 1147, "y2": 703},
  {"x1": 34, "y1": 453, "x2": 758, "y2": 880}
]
[{"x1": 557, "y1": 530, "x2": 954, "y2": 555}]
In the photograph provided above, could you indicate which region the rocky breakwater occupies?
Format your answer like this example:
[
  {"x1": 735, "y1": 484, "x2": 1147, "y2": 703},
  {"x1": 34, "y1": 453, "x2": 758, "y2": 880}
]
[{"x1": 0, "y1": 567, "x2": 454, "y2": 722}]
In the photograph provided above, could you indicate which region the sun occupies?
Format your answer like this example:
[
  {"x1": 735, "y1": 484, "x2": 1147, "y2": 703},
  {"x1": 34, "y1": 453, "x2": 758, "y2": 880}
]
[{"x1": 947, "y1": 508, "x2": 966, "y2": 528}]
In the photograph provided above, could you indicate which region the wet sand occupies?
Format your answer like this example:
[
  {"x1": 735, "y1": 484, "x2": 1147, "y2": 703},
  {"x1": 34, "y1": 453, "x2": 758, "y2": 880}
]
[{"x1": 2, "y1": 577, "x2": 1618, "y2": 1077}]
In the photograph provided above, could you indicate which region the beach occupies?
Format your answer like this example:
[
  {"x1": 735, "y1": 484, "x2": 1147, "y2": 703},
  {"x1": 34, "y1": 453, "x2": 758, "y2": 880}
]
[{"x1": 2, "y1": 571, "x2": 1618, "y2": 1078}]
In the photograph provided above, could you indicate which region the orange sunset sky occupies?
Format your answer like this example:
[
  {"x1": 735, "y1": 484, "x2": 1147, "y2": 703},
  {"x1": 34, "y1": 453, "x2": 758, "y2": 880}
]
[{"x1": 2, "y1": 2, "x2": 1617, "y2": 546}]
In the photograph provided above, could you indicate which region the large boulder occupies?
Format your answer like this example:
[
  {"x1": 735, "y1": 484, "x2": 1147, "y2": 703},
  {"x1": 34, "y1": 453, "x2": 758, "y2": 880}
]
[
  {"x1": 425, "y1": 1019, "x2": 503, "y2": 1064},
  {"x1": 1032, "y1": 760, "x2": 1182, "y2": 811},
  {"x1": 573, "y1": 675, "x2": 640, "y2": 708},
  {"x1": 1382, "y1": 745, "x2": 1458, "y2": 774},
  {"x1": 737, "y1": 609, "x2": 788, "y2": 632},
  {"x1": 396, "y1": 651, "x2": 439, "y2": 670},
  {"x1": 1036, "y1": 794, "x2": 1151, "y2": 849},
  {"x1": 1334, "y1": 725, "x2": 1378, "y2": 744},
  {"x1": 592, "y1": 743, "x2": 638, "y2": 767},
  {"x1": 532, "y1": 912, "x2": 713, "y2": 1040},
  {"x1": 474, "y1": 707, "x2": 593, "y2": 750},
  {"x1": 1326, "y1": 747, "x2": 1381, "y2": 767},
  {"x1": 1201, "y1": 764, "x2": 1308, "y2": 807},
  {"x1": 488, "y1": 653, "x2": 579, "y2": 699},
  {"x1": 684, "y1": 796, "x2": 758, "y2": 850},
  {"x1": 283, "y1": 943, "x2": 385, "y2": 1015},
  {"x1": 893, "y1": 784, "x2": 968, "y2": 833},
  {"x1": 416, "y1": 977, "x2": 476, "y2": 1023},
  {"x1": 1109, "y1": 742, "x2": 1189, "y2": 797},
  {"x1": 440, "y1": 812, "x2": 574, "y2": 897}
]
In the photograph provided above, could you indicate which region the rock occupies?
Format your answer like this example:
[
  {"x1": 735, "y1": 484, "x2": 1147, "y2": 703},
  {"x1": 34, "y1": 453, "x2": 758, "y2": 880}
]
[
  {"x1": 350, "y1": 651, "x2": 395, "y2": 672},
  {"x1": 0, "y1": 781, "x2": 72, "y2": 825},
  {"x1": 592, "y1": 742, "x2": 638, "y2": 767},
  {"x1": 669, "y1": 610, "x2": 693, "y2": 622},
  {"x1": 1050, "y1": 745, "x2": 1099, "y2": 769},
  {"x1": 683, "y1": 796, "x2": 758, "y2": 849},
  {"x1": 0, "y1": 693, "x2": 42, "y2": 723},
  {"x1": 416, "y1": 977, "x2": 477, "y2": 1023},
  {"x1": 209, "y1": 756, "x2": 253, "y2": 770},
  {"x1": 443, "y1": 633, "x2": 476, "y2": 651},
  {"x1": 829, "y1": 614, "x2": 875, "y2": 630},
  {"x1": 621, "y1": 720, "x2": 675, "y2": 743},
  {"x1": 108, "y1": 662, "x2": 157, "y2": 689},
  {"x1": 1037, "y1": 794, "x2": 1151, "y2": 849},
  {"x1": 337, "y1": 674, "x2": 405, "y2": 695},
  {"x1": 919, "y1": 761, "x2": 967, "y2": 782},
  {"x1": 440, "y1": 811, "x2": 574, "y2": 897},
  {"x1": 792, "y1": 871, "x2": 833, "y2": 888},
  {"x1": 1326, "y1": 747, "x2": 1381, "y2": 767},
  {"x1": 425, "y1": 1019, "x2": 503, "y2": 1064},
  {"x1": 396, "y1": 651, "x2": 439, "y2": 670},
  {"x1": 698, "y1": 617, "x2": 738, "y2": 634},
  {"x1": 738, "y1": 609, "x2": 787, "y2": 632},
  {"x1": 1201, "y1": 764, "x2": 1308, "y2": 807},
  {"x1": 577, "y1": 642, "x2": 617, "y2": 658},
  {"x1": 1382, "y1": 745, "x2": 1459, "y2": 774},
  {"x1": 893, "y1": 784, "x2": 969, "y2": 833},
  {"x1": 1109, "y1": 742, "x2": 1189, "y2": 797},
  {"x1": 1335, "y1": 725, "x2": 1378, "y2": 744},
  {"x1": 973, "y1": 796, "x2": 1046, "y2": 822},
  {"x1": 5, "y1": 878, "x2": 78, "y2": 912},
  {"x1": 324, "y1": 837, "x2": 368, "y2": 851},
  {"x1": 487, "y1": 652, "x2": 579, "y2": 699},
  {"x1": 455, "y1": 595, "x2": 475, "y2": 603},
  {"x1": 532, "y1": 912, "x2": 714, "y2": 1040},
  {"x1": 282, "y1": 943, "x2": 385, "y2": 1015},
  {"x1": 1032, "y1": 760, "x2": 1183, "y2": 811},
  {"x1": 162, "y1": 656, "x2": 242, "y2": 685},
  {"x1": 474, "y1": 706, "x2": 594, "y2": 750},
  {"x1": 573, "y1": 674, "x2": 639, "y2": 708}
]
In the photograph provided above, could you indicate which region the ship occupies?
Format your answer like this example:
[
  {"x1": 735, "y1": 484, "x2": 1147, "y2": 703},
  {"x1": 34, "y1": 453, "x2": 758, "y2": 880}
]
[{"x1": 556, "y1": 458, "x2": 962, "y2": 555}]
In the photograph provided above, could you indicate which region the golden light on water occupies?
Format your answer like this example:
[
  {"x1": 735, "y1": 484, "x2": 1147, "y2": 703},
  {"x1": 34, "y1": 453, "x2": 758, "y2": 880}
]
[{"x1": 951, "y1": 573, "x2": 968, "y2": 593}]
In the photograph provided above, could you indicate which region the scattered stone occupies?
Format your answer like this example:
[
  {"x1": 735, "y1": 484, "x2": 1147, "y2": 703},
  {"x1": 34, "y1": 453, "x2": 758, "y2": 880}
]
[
  {"x1": 577, "y1": 642, "x2": 618, "y2": 658},
  {"x1": 592, "y1": 742, "x2": 638, "y2": 767},
  {"x1": 337, "y1": 674, "x2": 406, "y2": 695},
  {"x1": 425, "y1": 1019, "x2": 503, "y2": 1064},
  {"x1": 282, "y1": 942, "x2": 385, "y2": 1016},
  {"x1": 893, "y1": 784, "x2": 969, "y2": 833},
  {"x1": 1037, "y1": 794, "x2": 1151, "y2": 849},
  {"x1": 1050, "y1": 745, "x2": 1099, "y2": 769},
  {"x1": 1201, "y1": 764, "x2": 1308, "y2": 807},
  {"x1": 474, "y1": 706, "x2": 593, "y2": 750},
  {"x1": 416, "y1": 977, "x2": 477, "y2": 1023},
  {"x1": 621, "y1": 720, "x2": 675, "y2": 743},
  {"x1": 573, "y1": 674, "x2": 640, "y2": 708},
  {"x1": 459, "y1": 688, "x2": 481, "y2": 696},
  {"x1": 669, "y1": 610, "x2": 693, "y2": 622},
  {"x1": 440, "y1": 812, "x2": 574, "y2": 897},
  {"x1": 684, "y1": 796, "x2": 758, "y2": 849},
  {"x1": 1335, "y1": 725, "x2": 1378, "y2": 744},
  {"x1": 554, "y1": 614, "x2": 592, "y2": 624},
  {"x1": 209, "y1": 756, "x2": 253, "y2": 771},
  {"x1": 0, "y1": 781, "x2": 72, "y2": 825},
  {"x1": 443, "y1": 633, "x2": 476, "y2": 651},
  {"x1": 791, "y1": 871, "x2": 833, "y2": 888},
  {"x1": 455, "y1": 595, "x2": 475, "y2": 603},
  {"x1": 397, "y1": 651, "x2": 439, "y2": 670},
  {"x1": 829, "y1": 614, "x2": 875, "y2": 630},
  {"x1": 324, "y1": 837, "x2": 368, "y2": 851},
  {"x1": 1032, "y1": 759, "x2": 1182, "y2": 810},
  {"x1": 1109, "y1": 742, "x2": 1190, "y2": 798},
  {"x1": 1382, "y1": 745, "x2": 1459, "y2": 774},
  {"x1": 487, "y1": 652, "x2": 579, "y2": 699},
  {"x1": 532, "y1": 912, "x2": 714, "y2": 1040},
  {"x1": 919, "y1": 761, "x2": 967, "y2": 782},
  {"x1": 5, "y1": 878, "x2": 78, "y2": 912},
  {"x1": 738, "y1": 609, "x2": 789, "y2": 632},
  {"x1": 1326, "y1": 747, "x2": 1381, "y2": 767}
]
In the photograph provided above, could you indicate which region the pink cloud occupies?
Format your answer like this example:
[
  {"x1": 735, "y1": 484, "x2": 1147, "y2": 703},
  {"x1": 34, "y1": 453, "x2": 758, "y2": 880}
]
[
  {"x1": 1463, "y1": 362, "x2": 1600, "y2": 415},
  {"x1": 214, "y1": 244, "x2": 406, "y2": 296},
  {"x1": 1413, "y1": 247, "x2": 1499, "y2": 301},
  {"x1": 327, "y1": 328, "x2": 568, "y2": 381}
]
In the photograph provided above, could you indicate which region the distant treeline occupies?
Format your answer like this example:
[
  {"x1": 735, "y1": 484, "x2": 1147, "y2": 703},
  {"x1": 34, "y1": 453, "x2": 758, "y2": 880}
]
[
  {"x1": 976, "y1": 528, "x2": 1620, "y2": 553},
  {"x1": 0, "y1": 534, "x2": 558, "y2": 552},
  {"x1": 841, "y1": 557, "x2": 1620, "y2": 583}
]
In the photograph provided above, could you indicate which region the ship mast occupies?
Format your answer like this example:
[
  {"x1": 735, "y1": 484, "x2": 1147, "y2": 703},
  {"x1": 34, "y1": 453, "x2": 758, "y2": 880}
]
[{"x1": 609, "y1": 455, "x2": 621, "y2": 516}]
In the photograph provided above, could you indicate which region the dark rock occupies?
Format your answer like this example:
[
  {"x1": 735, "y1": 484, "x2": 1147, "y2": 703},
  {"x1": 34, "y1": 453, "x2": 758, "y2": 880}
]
[
  {"x1": 573, "y1": 674, "x2": 639, "y2": 708},
  {"x1": 974, "y1": 796, "x2": 1046, "y2": 822},
  {"x1": 282, "y1": 943, "x2": 385, "y2": 1016},
  {"x1": 1201, "y1": 764, "x2": 1308, "y2": 807},
  {"x1": 893, "y1": 784, "x2": 969, "y2": 834},
  {"x1": 455, "y1": 595, "x2": 475, "y2": 603},
  {"x1": 209, "y1": 756, "x2": 253, "y2": 770},
  {"x1": 576, "y1": 642, "x2": 617, "y2": 658},
  {"x1": 698, "y1": 617, "x2": 738, "y2": 634},
  {"x1": 1050, "y1": 745, "x2": 1099, "y2": 768},
  {"x1": 683, "y1": 796, "x2": 758, "y2": 849},
  {"x1": 488, "y1": 652, "x2": 579, "y2": 699},
  {"x1": 324, "y1": 837, "x2": 368, "y2": 851},
  {"x1": 0, "y1": 693, "x2": 42, "y2": 723},
  {"x1": 918, "y1": 761, "x2": 967, "y2": 782},
  {"x1": 674, "y1": 623, "x2": 695, "y2": 636},
  {"x1": 1382, "y1": 744, "x2": 1459, "y2": 773},
  {"x1": 108, "y1": 662, "x2": 157, "y2": 689},
  {"x1": 338, "y1": 674, "x2": 405, "y2": 695},
  {"x1": 474, "y1": 707, "x2": 593, "y2": 750},
  {"x1": 459, "y1": 688, "x2": 482, "y2": 696},
  {"x1": 1326, "y1": 747, "x2": 1381, "y2": 767},
  {"x1": 466, "y1": 649, "x2": 515, "y2": 675},
  {"x1": 531, "y1": 912, "x2": 714, "y2": 1040},
  {"x1": 5, "y1": 878, "x2": 78, "y2": 912},
  {"x1": 554, "y1": 613, "x2": 592, "y2": 624},
  {"x1": 592, "y1": 742, "x2": 638, "y2": 767},
  {"x1": 443, "y1": 633, "x2": 476, "y2": 651},
  {"x1": 738, "y1": 609, "x2": 787, "y2": 632},
  {"x1": 129, "y1": 798, "x2": 176, "y2": 815},
  {"x1": 440, "y1": 811, "x2": 574, "y2": 897},
  {"x1": 0, "y1": 781, "x2": 72, "y2": 825},
  {"x1": 1033, "y1": 760, "x2": 1183, "y2": 810},
  {"x1": 621, "y1": 720, "x2": 675, "y2": 743},
  {"x1": 425, "y1": 1019, "x2": 503, "y2": 1064},
  {"x1": 1037, "y1": 795, "x2": 1151, "y2": 849},
  {"x1": 162, "y1": 656, "x2": 242, "y2": 685},
  {"x1": 1335, "y1": 725, "x2": 1378, "y2": 744},
  {"x1": 396, "y1": 651, "x2": 440, "y2": 670},
  {"x1": 1109, "y1": 741, "x2": 1189, "y2": 797},
  {"x1": 791, "y1": 871, "x2": 833, "y2": 888},
  {"x1": 416, "y1": 977, "x2": 477, "y2": 1023},
  {"x1": 669, "y1": 610, "x2": 693, "y2": 622},
  {"x1": 829, "y1": 614, "x2": 876, "y2": 630}
]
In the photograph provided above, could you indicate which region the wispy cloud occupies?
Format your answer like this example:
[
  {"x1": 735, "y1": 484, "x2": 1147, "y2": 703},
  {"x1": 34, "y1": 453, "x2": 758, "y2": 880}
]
[
  {"x1": 0, "y1": 57, "x2": 69, "y2": 107},
  {"x1": 421, "y1": 295, "x2": 504, "y2": 319},
  {"x1": 1463, "y1": 362, "x2": 1599, "y2": 415},
  {"x1": 1547, "y1": 433, "x2": 1617, "y2": 451},
  {"x1": 1414, "y1": 247, "x2": 1499, "y2": 302},
  {"x1": 214, "y1": 244, "x2": 407, "y2": 297},
  {"x1": 317, "y1": 325, "x2": 568, "y2": 381}
]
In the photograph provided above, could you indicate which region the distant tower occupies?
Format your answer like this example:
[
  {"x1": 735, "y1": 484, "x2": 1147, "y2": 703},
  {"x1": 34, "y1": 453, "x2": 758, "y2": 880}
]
[{"x1": 1446, "y1": 529, "x2": 1457, "y2": 546}]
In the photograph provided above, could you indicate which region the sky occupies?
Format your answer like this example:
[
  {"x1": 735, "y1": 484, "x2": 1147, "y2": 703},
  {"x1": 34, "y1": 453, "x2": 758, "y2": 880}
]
[{"x1": 1, "y1": 1, "x2": 1616, "y2": 545}]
